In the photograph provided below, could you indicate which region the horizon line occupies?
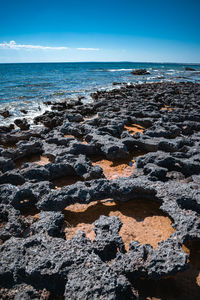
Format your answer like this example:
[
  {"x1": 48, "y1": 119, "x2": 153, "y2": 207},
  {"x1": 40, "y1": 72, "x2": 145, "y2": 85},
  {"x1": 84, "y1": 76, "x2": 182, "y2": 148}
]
[{"x1": 0, "y1": 61, "x2": 200, "y2": 65}]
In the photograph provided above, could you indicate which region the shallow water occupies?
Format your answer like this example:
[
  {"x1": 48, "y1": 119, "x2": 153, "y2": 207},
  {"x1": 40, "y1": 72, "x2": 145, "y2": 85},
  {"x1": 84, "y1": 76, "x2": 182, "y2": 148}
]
[{"x1": 0, "y1": 62, "x2": 200, "y2": 125}]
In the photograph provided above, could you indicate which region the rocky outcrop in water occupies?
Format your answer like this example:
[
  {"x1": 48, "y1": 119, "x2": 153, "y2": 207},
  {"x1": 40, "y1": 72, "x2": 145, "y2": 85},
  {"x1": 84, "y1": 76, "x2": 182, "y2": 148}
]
[
  {"x1": 131, "y1": 69, "x2": 150, "y2": 75},
  {"x1": 185, "y1": 67, "x2": 196, "y2": 71}
]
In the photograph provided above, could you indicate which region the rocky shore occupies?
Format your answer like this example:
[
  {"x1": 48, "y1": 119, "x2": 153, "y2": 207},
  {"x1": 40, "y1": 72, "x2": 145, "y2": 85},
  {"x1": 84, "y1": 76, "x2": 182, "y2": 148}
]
[{"x1": 0, "y1": 81, "x2": 200, "y2": 299}]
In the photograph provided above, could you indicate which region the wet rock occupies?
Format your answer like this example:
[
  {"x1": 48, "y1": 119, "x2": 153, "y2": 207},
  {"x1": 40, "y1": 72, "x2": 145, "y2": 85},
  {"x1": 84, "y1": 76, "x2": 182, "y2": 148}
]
[
  {"x1": 20, "y1": 109, "x2": 28, "y2": 114},
  {"x1": 14, "y1": 119, "x2": 30, "y2": 130},
  {"x1": 0, "y1": 128, "x2": 48, "y2": 147},
  {"x1": 34, "y1": 111, "x2": 64, "y2": 128},
  {"x1": 131, "y1": 69, "x2": 150, "y2": 75},
  {"x1": 65, "y1": 113, "x2": 83, "y2": 122},
  {"x1": 0, "y1": 110, "x2": 11, "y2": 118},
  {"x1": 0, "y1": 124, "x2": 14, "y2": 133},
  {"x1": 185, "y1": 67, "x2": 196, "y2": 71}
]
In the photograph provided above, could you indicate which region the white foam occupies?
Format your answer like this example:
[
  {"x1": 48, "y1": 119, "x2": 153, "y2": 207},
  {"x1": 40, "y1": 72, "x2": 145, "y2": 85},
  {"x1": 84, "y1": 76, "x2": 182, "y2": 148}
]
[{"x1": 107, "y1": 69, "x2": 133, "y2": 72}]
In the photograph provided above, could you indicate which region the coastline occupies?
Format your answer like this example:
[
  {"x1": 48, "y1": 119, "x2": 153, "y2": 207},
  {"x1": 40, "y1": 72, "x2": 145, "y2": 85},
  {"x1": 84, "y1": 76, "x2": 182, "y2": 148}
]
[
  {"x1": 0, "y1": 80, "x2": 200, "y2": 299},
  {"x1": 1, "y1": 62, "x2": 200, "y2": 127}
]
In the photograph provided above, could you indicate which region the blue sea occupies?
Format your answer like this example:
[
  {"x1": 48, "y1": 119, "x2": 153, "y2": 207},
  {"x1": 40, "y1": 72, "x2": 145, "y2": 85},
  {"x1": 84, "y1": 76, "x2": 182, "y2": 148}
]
[{"x1": 0, "y1": 62, "x2": 200, "y2": 125}]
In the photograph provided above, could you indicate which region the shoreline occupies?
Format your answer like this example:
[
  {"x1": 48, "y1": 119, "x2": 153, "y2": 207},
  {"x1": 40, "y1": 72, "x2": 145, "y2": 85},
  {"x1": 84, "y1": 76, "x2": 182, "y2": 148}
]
[
  {"x1": 0, "y1": 80, "x2": 200, "y2": 299},
  {"x1": 1, "y1": 62, "x2": 200, "y2": 127},
  {"x1": 0, "y1": 77, "x2": 199, "y2": 128}
]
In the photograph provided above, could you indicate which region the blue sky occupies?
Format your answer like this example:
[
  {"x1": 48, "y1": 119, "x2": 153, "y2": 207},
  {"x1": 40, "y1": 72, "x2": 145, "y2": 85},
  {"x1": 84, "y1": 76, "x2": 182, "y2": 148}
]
[{"x1": 0, "y1": 0, "x2": 200, "y2": 63}]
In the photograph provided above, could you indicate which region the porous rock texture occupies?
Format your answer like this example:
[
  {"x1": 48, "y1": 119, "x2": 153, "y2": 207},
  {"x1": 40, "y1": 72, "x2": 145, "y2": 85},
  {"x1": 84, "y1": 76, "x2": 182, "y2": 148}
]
[{"x1": 0, "y1": 82, "x2": 200, "y2": 299}]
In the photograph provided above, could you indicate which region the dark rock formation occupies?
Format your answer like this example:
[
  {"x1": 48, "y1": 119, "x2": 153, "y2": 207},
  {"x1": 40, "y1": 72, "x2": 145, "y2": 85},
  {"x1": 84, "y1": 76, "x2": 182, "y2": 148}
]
[
  {"x1": 0, "y1": 110, "x2": 11, "y2": 118},
  {"x1": 185, "y1": 67, "x2": 196, "y2": 71},
  {"x1": 14, "y1": 119, "x2": 30, "y2": 130},
  {"x1": 131, "y1": 69, "x2": 150, "y2": 75},
  {"x1": 0, "y1": 81, "x2": 200, "y2": 299}
]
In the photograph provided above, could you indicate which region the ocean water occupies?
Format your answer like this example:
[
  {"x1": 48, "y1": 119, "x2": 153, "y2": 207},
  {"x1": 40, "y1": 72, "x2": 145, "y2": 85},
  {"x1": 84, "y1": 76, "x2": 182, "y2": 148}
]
[{"x1": 0, "y1": 62, "x2": 200, "y2": 125}]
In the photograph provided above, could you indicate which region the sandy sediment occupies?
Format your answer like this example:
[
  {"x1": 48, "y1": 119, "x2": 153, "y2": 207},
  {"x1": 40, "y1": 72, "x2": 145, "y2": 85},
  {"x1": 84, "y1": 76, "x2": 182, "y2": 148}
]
[{"x1": 64, "y1": 199, "x2": 174, "y2": 251}]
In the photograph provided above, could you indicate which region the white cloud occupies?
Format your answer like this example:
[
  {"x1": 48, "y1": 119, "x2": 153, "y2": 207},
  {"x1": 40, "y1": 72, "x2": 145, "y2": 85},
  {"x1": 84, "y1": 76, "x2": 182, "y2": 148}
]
[
  {"x1": 0, "y1": 41, "x2": 100, "y2": 52},
  {"x1": 0, "y1": 40, "x2": 68, "y2": 50},
  {"x1": 76, "y1": 48, "x2": 100, "y2": 51}
]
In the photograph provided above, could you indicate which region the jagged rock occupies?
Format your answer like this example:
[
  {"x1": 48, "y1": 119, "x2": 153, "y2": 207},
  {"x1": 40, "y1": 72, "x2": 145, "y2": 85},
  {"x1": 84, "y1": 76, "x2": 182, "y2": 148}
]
[
  {"x1": 0, "y1": 110, "x2": 11, "y2": 118},
  {"x1": 0, "y1": 204, "x2": 29, "y2": 241},
  {"x1": 147, "y1": 238, "x2": 188, "y2": 279},
  {"x1": 93, "y1": 216, "x2": 125, "y2": 261},
  {"x1": 64, "y1": 257, "x2": 135, "y2": 300},
  {"x1": 0, "y1": 157, "x2": 15, "y2": 173},
  {"x1": 0, "y1": 232, "x2": 93, "y2": 292},
  {"x1": 0, "y1": 184, "x2": 18, "y2": 205},
  {"x1": 29, "y1": 211, "x2": 65, "y2": 238},
  {"x1": 0, "y1": 124, "x2": 14, "y2": 133},
  {"x1": 131, "y1": 69, "x2": 150, "y2": 75},
  {"x1": 0, "y1": 171, "x2": 25, "y2": 186},
  {"x1": 14, "y1": 119, "x2": 30, "y2": 130},
  {"x1": 0, "y1": 81, "x2": 200, "y2": 299},
  {"x1": 185, "y1": 67, "x2": 196, "y2": 71}
]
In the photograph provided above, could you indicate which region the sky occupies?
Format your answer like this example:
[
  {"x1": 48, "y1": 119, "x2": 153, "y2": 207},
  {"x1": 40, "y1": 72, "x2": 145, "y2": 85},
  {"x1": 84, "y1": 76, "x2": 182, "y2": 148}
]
[{"x1": 0, "y1": 0, "x2": 200, "y2": 63}]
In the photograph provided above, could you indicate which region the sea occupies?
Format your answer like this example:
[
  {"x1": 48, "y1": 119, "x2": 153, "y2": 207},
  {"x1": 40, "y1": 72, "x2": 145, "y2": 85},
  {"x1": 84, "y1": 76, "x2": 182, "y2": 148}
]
[{"x1": 0, "y1": 62, "x2": 200, "y2": 125}]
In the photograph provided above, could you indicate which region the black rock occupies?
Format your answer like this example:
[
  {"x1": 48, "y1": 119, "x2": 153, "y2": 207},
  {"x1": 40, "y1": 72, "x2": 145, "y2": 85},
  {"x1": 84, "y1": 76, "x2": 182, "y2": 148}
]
[
  {"x1": 0, "y1": 81, "x2": 200, "y2": 299},
  {"x1": 131, "y1": 69, "x2": 150, "y2": 75},
  {"x1": 185, "y1": 67, "x2": 196, "y2": 71},
  {"x1": 14, "y1": 119, "x2": 30, "y2": 130},
  {"x1": 0, "y1": 110, "x2": 11, "y2": 118}
]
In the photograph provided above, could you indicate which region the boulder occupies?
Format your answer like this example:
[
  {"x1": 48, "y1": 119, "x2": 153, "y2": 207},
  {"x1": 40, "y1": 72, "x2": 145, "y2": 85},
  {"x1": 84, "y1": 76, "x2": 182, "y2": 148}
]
[{"x1": 131, "y1": 69, "x2": 150, "y2": 75}]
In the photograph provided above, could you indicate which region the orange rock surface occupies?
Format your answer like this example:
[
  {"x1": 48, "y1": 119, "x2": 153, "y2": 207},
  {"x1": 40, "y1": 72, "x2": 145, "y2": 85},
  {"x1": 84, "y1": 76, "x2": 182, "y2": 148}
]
[
  {"x1": 124, "y1": 123, "x2": 145, "y2": 135},
  {"x1": 64, "y1": 134, "x2": 76, "y2": 138},
  {"x1": 161, "y1": 105, "x2": 173, "y2": 112},
  {"x1": 92, "y1": 158, "x2": 136, "y2": 180},
  {"x1": 64, "y1": 199, "x2": 174, "y2": 251}
]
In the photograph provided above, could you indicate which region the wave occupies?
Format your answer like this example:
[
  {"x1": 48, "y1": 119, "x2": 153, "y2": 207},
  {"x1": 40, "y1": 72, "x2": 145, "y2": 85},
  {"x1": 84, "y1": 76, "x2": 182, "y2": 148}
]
[
  {"x1": 147, "y1": 76, "x2": 165, "y2": 80},
  {"x1": 166, "y1": 72, "x2": 176, "y2": 75},
  {"x1": 52, "y1": 91, "x2": 65, "y2": 96},
  {"x1": 106, "y1": 69, "x2": 134, "y2": 72}
]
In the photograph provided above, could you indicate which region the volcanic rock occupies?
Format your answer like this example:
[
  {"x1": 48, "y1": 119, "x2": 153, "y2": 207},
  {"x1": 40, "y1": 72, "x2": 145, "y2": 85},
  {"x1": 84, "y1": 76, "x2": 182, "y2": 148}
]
[
  {"x1": 131, "y1": 69, "x2": 150, "y2": 75},
  {"x1": 0, "y1": 81, "x2": 200, "y2": 299}
]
